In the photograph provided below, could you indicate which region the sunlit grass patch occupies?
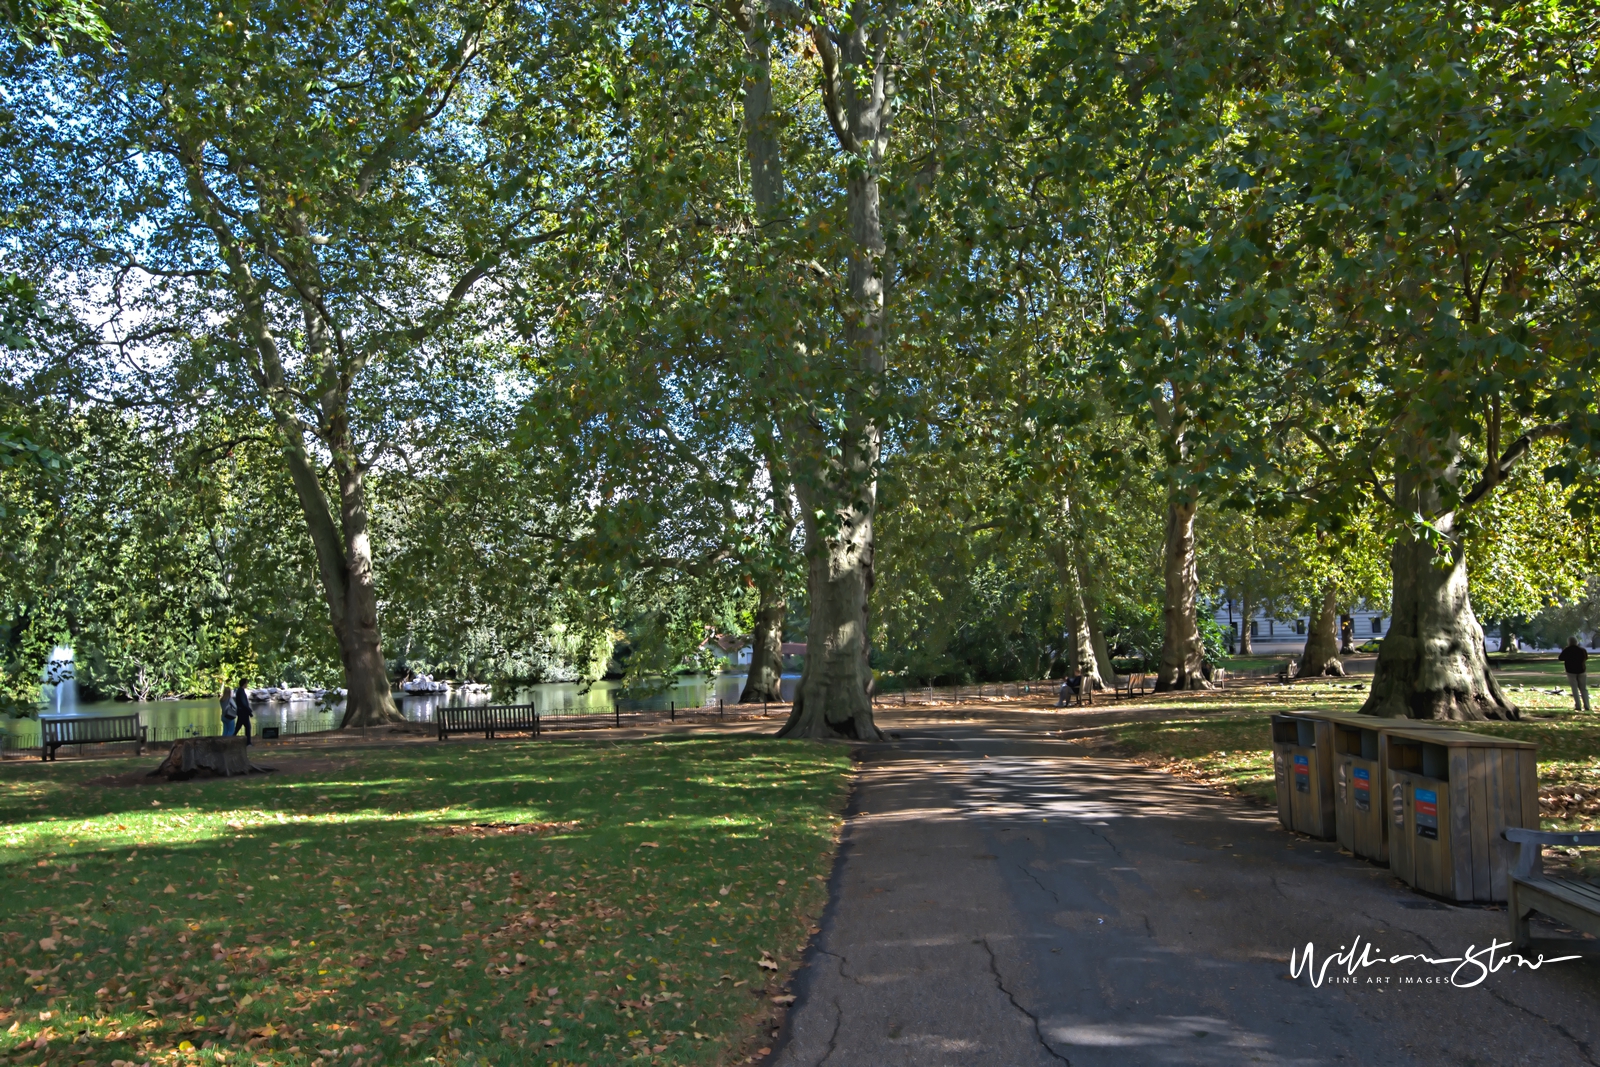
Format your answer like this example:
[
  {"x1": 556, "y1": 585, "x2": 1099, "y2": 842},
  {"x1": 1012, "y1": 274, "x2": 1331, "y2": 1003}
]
[{"x1": 0, "y1": 737, "x2": 851, "y2": 1065}]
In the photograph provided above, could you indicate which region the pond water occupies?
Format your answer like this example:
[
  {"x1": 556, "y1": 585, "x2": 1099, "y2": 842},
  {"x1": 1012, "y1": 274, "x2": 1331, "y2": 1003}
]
[{"x1": 2, "y1": 671, "x2": 800, "y2": 750}]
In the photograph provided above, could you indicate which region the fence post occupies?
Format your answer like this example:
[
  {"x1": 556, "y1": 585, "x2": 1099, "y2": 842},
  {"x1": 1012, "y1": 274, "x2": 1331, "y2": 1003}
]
[
  {"x1": 614, "y1": 695, "x2": 620, "y2": 728},
  {"x1": 671, "y1": 701, "x2": 675, "y2": 723},
  {"x1": 719, "y1": 698, "x2": 724, "y2": 720}
]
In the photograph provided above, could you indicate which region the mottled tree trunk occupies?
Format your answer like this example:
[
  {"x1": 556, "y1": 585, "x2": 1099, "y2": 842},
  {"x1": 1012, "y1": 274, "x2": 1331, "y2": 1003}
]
[
  {"x1": 333, "y1": 462, "x2": 403, "y2": 728},
  {"x1": 1054, "y1": 544, "x2": 1103, "y2": 690},
  {"x1": 1156, "y1": 497, "x2": 1211, "y2": 691},
  {"x1": 774, "y1": 5, "x2": 892, "y2": 740},
  {"x1": 1498, "y1": 620, "x2": 1519, "y2": 653},
  {"x1": 1361, "y1": 448, "x2": 1516, "y2": 721},
  {"x1": 1237, "y1": 591, "x2": 1253, "y2": 655},
  {"x1": 1064, "y1": 580, "x2": 1100, "y2": 689},
  {"x1": 261, "y1": 342, "x2": 401, "y2": 730},
  {"x1": 777, "y1": 488, "x2": 879, "y2": 739},
  {"x1": 739, "y1": 585, "x2": 785, "y2": 703},
  {"x1": 1074, "y1": 543, "x2": 1116, "y2": 688},
  {"x1": 734, "y1": 4, "x2": 790, "y2": 711},
  {"x1": 1300, "y1": 586, "x2": 1346, "y2": 677},
  {"x1": 1339, "y1": 614, "x2": 1357, "y2": 655},
  {"x1": 1085, "y1": 591, "x2": 1117, "y2": 689}
]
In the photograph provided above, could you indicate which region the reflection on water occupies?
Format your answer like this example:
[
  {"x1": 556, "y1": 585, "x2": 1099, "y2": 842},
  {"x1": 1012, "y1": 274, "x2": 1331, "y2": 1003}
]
[{"x1": 1, "y1": 672, "x2": 800, "y2": 748}]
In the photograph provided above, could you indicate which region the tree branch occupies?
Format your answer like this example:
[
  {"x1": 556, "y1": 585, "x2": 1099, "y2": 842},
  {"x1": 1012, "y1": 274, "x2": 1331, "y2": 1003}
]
[
  {"x1": 1460, "y1": 422, "x2": 1565, "y2": 508},
  {"x1": 808, "y1": 3, "x2": 855, "y2": 152}
]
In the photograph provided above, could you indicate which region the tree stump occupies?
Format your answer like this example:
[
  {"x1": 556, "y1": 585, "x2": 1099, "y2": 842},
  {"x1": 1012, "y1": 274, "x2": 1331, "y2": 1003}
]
[{"x1": 148, "y1": 737, "x2": 270, "y2": 780}]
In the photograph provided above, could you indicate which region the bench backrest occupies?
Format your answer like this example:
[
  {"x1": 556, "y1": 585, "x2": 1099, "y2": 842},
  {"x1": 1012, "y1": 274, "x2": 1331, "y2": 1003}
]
[
  {"x1": 40, "y1": 715, "x2": 142, "y2": 743},
  {"x1": 439, "y1": 704, "x2": 538, "y2": 726}
]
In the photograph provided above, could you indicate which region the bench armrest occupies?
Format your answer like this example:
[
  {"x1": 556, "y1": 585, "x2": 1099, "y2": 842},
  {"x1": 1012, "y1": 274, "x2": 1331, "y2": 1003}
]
[{"x1": 1503, "y1": 828, "x2": 1600, "y2": 879}]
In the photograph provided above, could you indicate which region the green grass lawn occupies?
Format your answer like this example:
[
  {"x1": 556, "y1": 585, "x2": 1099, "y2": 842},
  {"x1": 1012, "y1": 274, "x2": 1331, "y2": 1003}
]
[
  {"x1": 1100, "y1": 681, "x2": 1600, "y2": 838},
  {"x1": 0, "y1": 737, "x2": 851, "y2": 1067}
]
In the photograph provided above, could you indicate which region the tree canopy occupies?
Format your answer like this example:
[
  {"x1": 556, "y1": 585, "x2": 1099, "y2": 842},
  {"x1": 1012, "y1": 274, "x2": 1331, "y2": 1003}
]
[{"x1": 2, "y1": 0, "x2": 1595, "y2": 727}]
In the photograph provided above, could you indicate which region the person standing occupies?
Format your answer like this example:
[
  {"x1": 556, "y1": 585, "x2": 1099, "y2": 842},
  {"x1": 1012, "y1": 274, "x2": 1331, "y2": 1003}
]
[
  {"x1": 220, "y1": 685, "x2": 238, "y2": 737},
  {"x1": 1559, "y1": 638, "x2": 1591, "y2": 712},
  {"x1": 233, "y1": 681, "x2": 255, "y2": 744}
]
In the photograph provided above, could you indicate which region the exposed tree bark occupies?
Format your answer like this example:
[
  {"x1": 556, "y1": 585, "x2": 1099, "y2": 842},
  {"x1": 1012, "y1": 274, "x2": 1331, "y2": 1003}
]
[
  {"x1": 1300, "y1": 586, "x2": 1346, "y2": 677},
  {"x1": 1078, "y1": 551, "x2": 1118, "y2": 688},
  {"x1": 735, "y1": 0, "x2": 782, "y2": 213},
  {"x1": 332, "y1": 462, "x2": 402, "y2": 727},
  {"x1": 1057, "y1": 553, "x2": 1100, "y2": 689},
  {"x1": 150, "y1": 737, "x2": 269, "y2": 780},
  {"x1": 1237, "y1": 590, "x2": 1253, "y2": 655},
  {"x1": 728, "y1": 17, "x2": 790, "y2": 709},
  {"x1": 1339, "y1": 613, "x2": 1357, "y2": 654},
  {"x1": 774, "y1": 1, "x2": 892, "y2": 741},
  {"x1": 778, "y1": 484, "x2": 879, "y2": 739},
  {"x1": 1498, "y1": 619, "x2": 1519, "y2": 653},
  {"x1": 1155, "y1": 496, "x2": 1211, "y2": 691},
  {"x1": 1088, "y1": 603, "x2": 1117, "y2": 686},
  {"x1": 739, "y1": 581, "x2": 785, "y2": 703},
  {"x1": 1361, "y1": 437, "x2": 1517, "y2": 721}
]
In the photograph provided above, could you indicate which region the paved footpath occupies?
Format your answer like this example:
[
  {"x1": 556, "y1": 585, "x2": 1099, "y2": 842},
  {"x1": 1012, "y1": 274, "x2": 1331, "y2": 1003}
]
[{"x1": 772, "y1": 728, "x2": 1600, "y2": 1067}]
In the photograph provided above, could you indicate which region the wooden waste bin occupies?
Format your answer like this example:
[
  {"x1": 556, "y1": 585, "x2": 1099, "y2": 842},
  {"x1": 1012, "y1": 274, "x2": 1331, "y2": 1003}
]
[
  {"x1": 1271, "y1": 714, "x2": 1337, "y2": 839},
  {"x1": 1383, "y1": 727, "x2": 1538, "y2": 903},
  {"x1": 1317, "y1": 713, "x2": 1448, "y2": 864}
]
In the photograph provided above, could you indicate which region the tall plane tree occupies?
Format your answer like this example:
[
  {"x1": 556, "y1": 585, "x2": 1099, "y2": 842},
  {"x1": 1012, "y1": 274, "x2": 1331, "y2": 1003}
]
[
  {"x1": 520, "y1": 0, "x2": 1004, "y2": 737},
  {"x1": 11, "y1": 0, "x2": 583, "y2": 724},
  {"x1": 1176, "y1": 0, "x2": 1600, "y2": 718}
]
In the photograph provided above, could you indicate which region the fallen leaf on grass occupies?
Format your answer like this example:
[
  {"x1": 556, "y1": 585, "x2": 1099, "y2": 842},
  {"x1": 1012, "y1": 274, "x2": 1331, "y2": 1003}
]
[
  {"x1": 771, "y1": 994, "x2": 796, "y2": 1005},
  {"x1": 37, "y1": 937, "x2": 56, "y2": 952},
  {"x1": 424, "y1": 821, "x2": 580, "y2": 839},
  {"x1": 639, "y1": 841, "x2": 659, "y2": 848},
  {"x1": 757, "y1": 957, "x2": 778, "y2": 971}
]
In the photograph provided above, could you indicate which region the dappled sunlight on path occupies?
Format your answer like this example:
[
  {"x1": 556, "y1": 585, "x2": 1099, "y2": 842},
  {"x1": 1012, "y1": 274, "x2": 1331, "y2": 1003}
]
[{"x1": 772, "y1": 729, "x2": 1600, "y2": 1067}]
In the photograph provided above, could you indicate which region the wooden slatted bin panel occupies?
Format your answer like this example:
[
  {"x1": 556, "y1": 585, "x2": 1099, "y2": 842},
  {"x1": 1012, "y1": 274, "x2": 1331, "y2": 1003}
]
[
  {"x1": 1330, "y1": 720, "x2": 1387, "y2": 862},
  {"x1": 1295, "y1": 712, "x2": 1449, "y2": 866},
  {"x1": 1381, "y1": 727, "x2": 1538, "y2": 903},
  {"x1": 1271, "y1": 715, "x2": 1336, "y2": 839}
]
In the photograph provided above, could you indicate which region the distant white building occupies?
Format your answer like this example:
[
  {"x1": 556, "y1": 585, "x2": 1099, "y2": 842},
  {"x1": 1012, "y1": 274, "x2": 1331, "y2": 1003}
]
[{"x1": 1213, "y1": 601, "x2": 1391, "y2": 650}]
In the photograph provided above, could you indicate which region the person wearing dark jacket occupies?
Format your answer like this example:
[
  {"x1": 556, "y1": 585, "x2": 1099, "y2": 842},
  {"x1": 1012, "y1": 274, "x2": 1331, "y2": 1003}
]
[
  {"x1": 233, "y1": 681, "x2": 255, "y2": 744},
  {"x1": 1558, "y1": 638, "x2": 1590, "y2": 712}
]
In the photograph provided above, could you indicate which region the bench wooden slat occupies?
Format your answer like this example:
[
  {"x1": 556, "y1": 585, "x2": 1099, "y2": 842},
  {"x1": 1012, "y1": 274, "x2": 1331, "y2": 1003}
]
[
  {"x1": 437, "y1": 704, "x2": 541, "y2": 740},
  {"x1": 1526, "y1": 877, "x2": 1600, "y2": 906},
  {"x1": 1504, "y1": 829, "x2": 1600, "y2": 944},
  {"x1": 39, "y1": 715, "x2": 146, "y2": 761}
]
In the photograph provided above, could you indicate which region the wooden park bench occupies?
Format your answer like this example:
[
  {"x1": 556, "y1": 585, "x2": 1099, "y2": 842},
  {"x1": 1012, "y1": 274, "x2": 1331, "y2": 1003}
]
[
  {"x1": 437, "y1": 704, "x2": 542, "y2": 741},
  {"x1": 1114, "y1": 672, "x2": 1147, "y2": 699},
  {"x1": 39, "y1": 714, "x2": 146, "y2": 762},
  {"x1": 1504, "y1": 828, "x2": 1600, "y2": 946}
]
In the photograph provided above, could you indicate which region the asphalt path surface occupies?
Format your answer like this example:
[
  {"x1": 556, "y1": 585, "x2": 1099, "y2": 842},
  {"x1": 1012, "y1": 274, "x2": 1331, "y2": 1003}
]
[{"x1": 771, "y1": 725, "x2": 1600, "y2": 1067}]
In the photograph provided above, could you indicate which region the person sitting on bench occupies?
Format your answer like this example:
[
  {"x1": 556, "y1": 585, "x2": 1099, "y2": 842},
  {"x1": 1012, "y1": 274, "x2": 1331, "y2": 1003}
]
[{"x1": 1058, "y1": 667, "x2": 1089, "y2": 707}]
